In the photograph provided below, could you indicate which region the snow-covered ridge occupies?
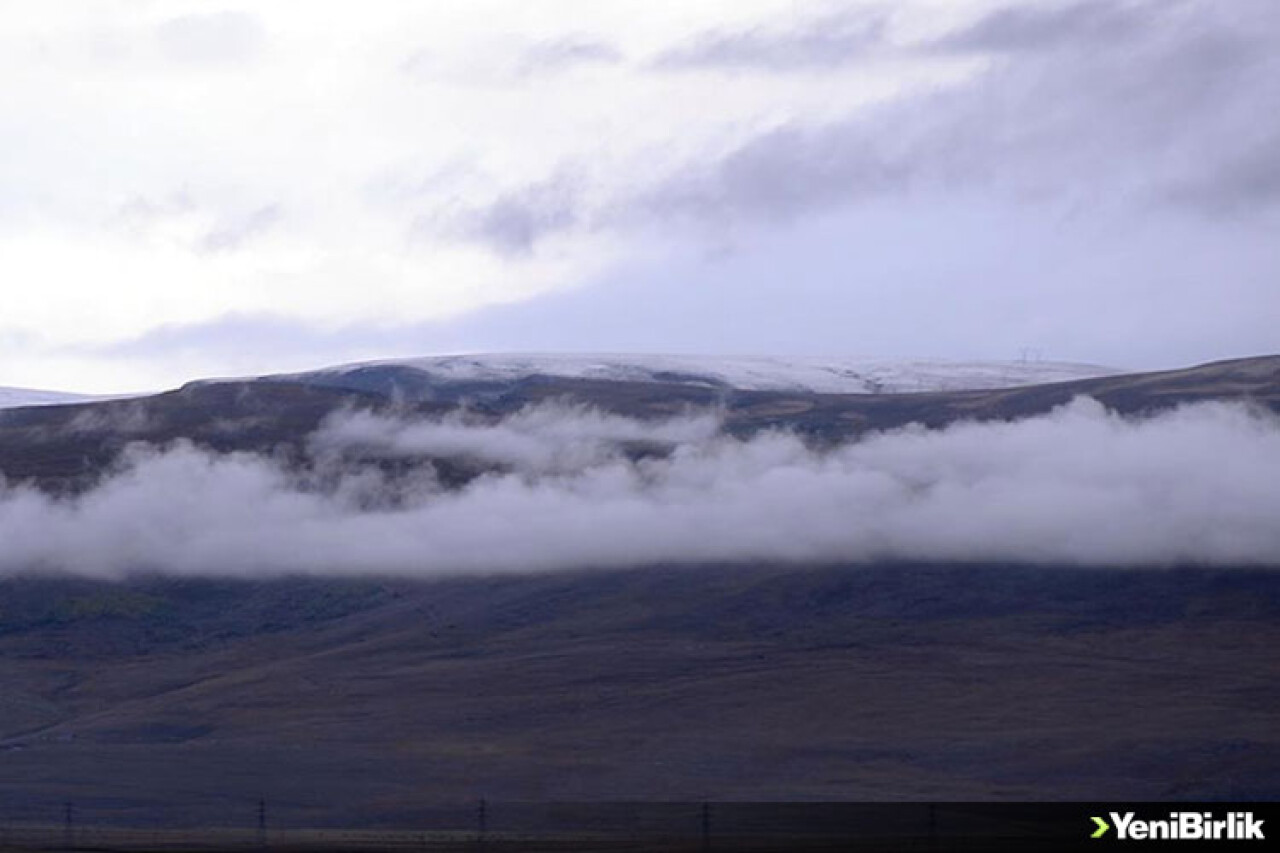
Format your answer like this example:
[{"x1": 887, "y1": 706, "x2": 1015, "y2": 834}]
[
  {"x1": 4, "y1": 355, "x2": 1122, "y2": 411},
  {"x1": 301, "y1": 353, "x2": 1121, "y2": 394}
]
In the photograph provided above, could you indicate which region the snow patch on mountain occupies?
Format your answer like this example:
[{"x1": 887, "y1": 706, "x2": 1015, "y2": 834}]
[{"x1": 299, "y1": 353, "x2": 1120, "y2": 394}]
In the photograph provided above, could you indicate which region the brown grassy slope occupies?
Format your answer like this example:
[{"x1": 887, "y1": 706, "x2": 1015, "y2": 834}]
[{"x1": 0, "y1": 564, "x2": 1277, "y2": 827}]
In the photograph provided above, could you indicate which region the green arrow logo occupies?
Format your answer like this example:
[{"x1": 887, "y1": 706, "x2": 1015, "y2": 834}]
[{"x1": 1091, "y1": 816, "x2": 1110, "y2": 839}]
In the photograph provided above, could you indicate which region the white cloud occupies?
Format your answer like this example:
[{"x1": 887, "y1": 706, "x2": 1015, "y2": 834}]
[
  {"x1": 0, "y1": 1, "x2": 979, "y2": 391},
  {"x1": 2, "y1": 398, "x2": 1277, "y2": 577},
  {"x1": 155, "y1": 10, "x2": 265, "y2": 65},
  {"x1": 311, "y1": 403, "x2": 722, "y2": 473}
]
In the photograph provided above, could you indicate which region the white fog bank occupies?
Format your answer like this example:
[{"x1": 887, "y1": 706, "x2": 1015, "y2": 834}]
[{"x1": 1, "y1": 398, "x2": 1277, "y2": 577}]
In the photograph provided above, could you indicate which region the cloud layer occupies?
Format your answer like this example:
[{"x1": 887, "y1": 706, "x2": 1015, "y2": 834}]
[
  {"x1": 4, "y1": 1, "x2": 1277, "y2": 391},
  {"x1": 2, "y1": 398, "x2": 1277, "y2": 578}
]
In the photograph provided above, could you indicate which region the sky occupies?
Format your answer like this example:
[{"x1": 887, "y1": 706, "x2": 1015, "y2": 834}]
[{"x1": 1, "y1": 0, "x2": 1277, "y2": 393}]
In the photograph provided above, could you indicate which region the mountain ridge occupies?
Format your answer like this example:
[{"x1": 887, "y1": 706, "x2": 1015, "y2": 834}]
[
  {"x1": 262, "y1": 352, "x2": 1120, "y2": 396},
  {"x1": 1, "y1": 354, "x2": 1276, "y2": 495}
]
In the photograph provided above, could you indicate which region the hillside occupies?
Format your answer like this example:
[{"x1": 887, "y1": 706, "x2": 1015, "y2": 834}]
[
  {"x1": 0, "y1": 354, "x2": 1277, "y2": 828},
  {"x1": 1, "y1": 563, "x2": 1278, "y2": 827}
]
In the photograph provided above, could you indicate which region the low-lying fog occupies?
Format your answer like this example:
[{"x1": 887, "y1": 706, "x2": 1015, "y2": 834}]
[{"x1": 2, "y1": 398, "x2": 1277, "y2": 576}]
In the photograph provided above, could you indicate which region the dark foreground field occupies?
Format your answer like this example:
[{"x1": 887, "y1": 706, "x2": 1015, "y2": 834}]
[{"x1": 1, "y1": 563, "x2": 1278, "y2": 834}]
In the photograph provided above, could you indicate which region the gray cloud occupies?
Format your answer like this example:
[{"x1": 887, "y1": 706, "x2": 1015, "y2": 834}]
[
  {"x1": 79, "y1": 313, "x2": 427, "y2": 374},
  {"x1": 61, "y1": 401, "x2": 157, "y2": 436},
  {"x1": 199, "y1": 204, "x2": 282, "y2": 253},
  {"x1": 517, "y1": 37, "x2": 622, "y2": 74},
  {"x1": 1162, "y1": 131, "x2": 1280, "y2": 215},
  {"x1": 401, "y1": 35, "x2": 621, "y2": 84},
  {"x1": 109, "y1": 193, "x2": 282, "y2": 254},
  {"x1": 652, "y1": 9, "x2": 887, "y2": 71},
  {"x1": 311, "y1": 404, "x2": 721, "y2": 474},
  {"x1": 646, "y1": 0, "x2": 1280, "y2": 224},
  {"x1": 643, "y1": 121, "x2": 910, "y2": 225},
  {"x1": 113, "y1": 191, "x2": 198, "y2": 231},
  {"x1": 2, "y1": 398, "x2": 1278, "y2": 577},
  {"x1": 429, "y1": 173, "x2": 584, "y2": 256},
  {"x1": 155, "y1": 10, "x2": 266, "y2": 65},
  {"x1": 932, "y1": 0, "x2": 1154, "y2": 53},
  {"x1": 442, "y1": 0, "x2": 1279, "y2": 255}
]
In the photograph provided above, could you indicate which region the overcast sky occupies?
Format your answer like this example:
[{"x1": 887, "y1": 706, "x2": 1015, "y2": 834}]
[{"x1": 2, "y1": 0, "x2": 1277, "y2": 393}]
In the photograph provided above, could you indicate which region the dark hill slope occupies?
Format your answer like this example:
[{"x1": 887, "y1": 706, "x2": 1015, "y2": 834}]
[{"x1": 1, "y1": 563, "x2": 1278, "y2": 825}]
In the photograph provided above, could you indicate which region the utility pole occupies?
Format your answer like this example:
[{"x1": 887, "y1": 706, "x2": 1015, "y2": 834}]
[
  {"x1": 476, "y1": 798, "x2": 488, "y2": 847},
  {"x1": 257, "y1": 799, "x2": 267, "y2": 848},
  {"x1": 701, "y1": 802, "x2": 711, "y2": 853},
  {"x1": 63, "y1": 802, "x2": 74, "y2": 850}
]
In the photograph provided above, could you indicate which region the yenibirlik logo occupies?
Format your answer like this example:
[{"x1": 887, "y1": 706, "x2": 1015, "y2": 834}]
[{"x1": 1091, "y1": 811, "x2": 1265, "y2": 841}]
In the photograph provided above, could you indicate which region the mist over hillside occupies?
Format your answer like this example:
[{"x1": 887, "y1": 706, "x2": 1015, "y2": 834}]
[
  {"x1": 0, "y1": 353, "x2": 1277, "y2": 821},
  {"x1": 1, "y1": 396, "x2": 1279, "y2": 577},
  {"x1": 0, "y1": 355, "x2": 1277, "y2": 577}
]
